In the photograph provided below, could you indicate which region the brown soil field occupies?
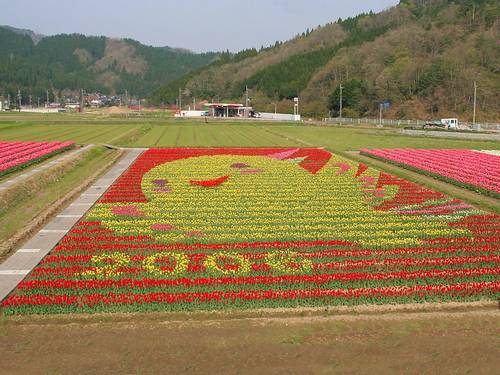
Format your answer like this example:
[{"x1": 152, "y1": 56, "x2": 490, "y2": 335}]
[{"x1": 1, "y1": 303, "x2": 498, "y2": 374}]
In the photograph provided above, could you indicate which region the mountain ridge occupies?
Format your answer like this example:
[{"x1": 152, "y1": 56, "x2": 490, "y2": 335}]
[
  {"x1": 0, "y1": 25, "x2": 221, "y2": 100},
  {"x1": 151, "y1": 0, "x2": 499, "y2": 121}
]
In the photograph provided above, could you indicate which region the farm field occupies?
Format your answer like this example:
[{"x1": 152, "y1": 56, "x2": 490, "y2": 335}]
[
  {"x1": 1, "y1": 113, "x2": 500, "y2": 151},
  {"x1": 1, "y1": 113, "x2": 499, "y2": 373},
  {"x1": 0, "y1": 140, "x2": 74, "y2": 177},
  {"x1": 361, "y1": 149, "x2": 500, "y2": 198},
  {"x1": 3, "y1": 147, "x2": 498, "y2": 315}
]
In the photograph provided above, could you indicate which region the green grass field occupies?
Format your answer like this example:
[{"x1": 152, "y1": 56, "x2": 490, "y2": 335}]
[{"x1": 1, "y1": 112, "x2": 499, "y2": 150}]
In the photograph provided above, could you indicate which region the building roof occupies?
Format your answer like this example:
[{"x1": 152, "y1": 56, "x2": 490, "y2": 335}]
[{"x1": 205, "y1": 103, "x2": 244, "y2": 108}]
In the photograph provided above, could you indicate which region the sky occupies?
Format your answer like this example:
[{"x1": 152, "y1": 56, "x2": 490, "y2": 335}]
[{"x1": 0, "y1": 0, "x2": 399, "y2": 52}]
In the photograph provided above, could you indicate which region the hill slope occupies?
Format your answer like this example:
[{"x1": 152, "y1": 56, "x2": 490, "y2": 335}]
[
  {"x1": 0, "y1": 27, "x2": 220, "y2": 100},
  {"x1": 152, "y1": 0, "x2": 499, "y2": 121}
]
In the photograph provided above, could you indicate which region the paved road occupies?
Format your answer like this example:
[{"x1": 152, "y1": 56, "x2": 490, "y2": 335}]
[
  {"x1": 0, "y1": 148, "x2": 146, "y2": 302},
  {"x1": 401, "y1": 129, "x2": 500, "y2": 141},
  {"x1": 0, "y1": 145, "x2": 94, "y2": 191}
]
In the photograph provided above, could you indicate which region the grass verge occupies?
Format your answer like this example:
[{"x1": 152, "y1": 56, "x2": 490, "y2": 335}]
[{"x1": 0, "y1": 146, "x2": 122, "y2": 258}]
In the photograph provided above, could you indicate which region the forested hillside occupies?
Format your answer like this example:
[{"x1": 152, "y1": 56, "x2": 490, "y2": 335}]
[
  {"x1": 152, "y1": 0, "x2": 499, "y2": 121},
  {"x1": 0, "y1": 27, "x2": 220, "y2": 100}
]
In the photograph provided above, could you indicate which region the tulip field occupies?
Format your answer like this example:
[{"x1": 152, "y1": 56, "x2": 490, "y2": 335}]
[
  {"x1": 2, "y1": 147, "x2": 499, "y2": 315},
  {"x1": 360, "y1": 149, "x2": 500, "y2": 198},
  {"x1": 0, "y1": 141, "x2": 75, "y2": 177}
]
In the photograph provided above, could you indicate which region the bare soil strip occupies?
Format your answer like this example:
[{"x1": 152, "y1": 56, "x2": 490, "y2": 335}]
[
  {"x1": 4, "y1": 301, "x2": 497, "y2": 326},
  {"x1": 1, "y1": 306, "x2": 498, "y2": 375}
]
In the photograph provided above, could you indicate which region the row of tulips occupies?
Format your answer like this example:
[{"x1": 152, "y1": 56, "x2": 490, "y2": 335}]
[
  {"x1": 2, "y1": 148, "x2": 499, "y2": 315},
  {"x1": 360, "y1": 148, "x2": 500, "y2": 197},
  {"x1": 0, "y1": 141, "x2": 75, "y2": 176}
]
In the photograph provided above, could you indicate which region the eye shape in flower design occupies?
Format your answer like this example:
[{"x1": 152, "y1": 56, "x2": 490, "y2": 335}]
[{"x1": 152, "y1": 179, "x2": 172, "y2": 193}]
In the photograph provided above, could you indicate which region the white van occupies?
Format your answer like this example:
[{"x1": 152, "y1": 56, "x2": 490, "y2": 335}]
[{"x1": 441, "y1": 118, "x2": 459, "y2": 129}]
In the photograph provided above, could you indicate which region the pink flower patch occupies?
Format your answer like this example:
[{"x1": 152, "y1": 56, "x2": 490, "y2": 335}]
[
  {"x1": 112, "y1": 206, "x2": 145, "y2": 217},
  {"x1": 334, "y1": 162, "x2": 352, "y2": 175},
  {"x1": 151, "y1": 224, "x2": 176, "y2": 232},
  {"x1": 268, "y1": 148, "x2": 299, "y2": 160},
  {"x1": 360, "y1": 175, "x2": 376, "y2": 187}
]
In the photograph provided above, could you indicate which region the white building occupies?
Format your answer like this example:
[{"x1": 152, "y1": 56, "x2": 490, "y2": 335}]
[{"x1": 258, "y1": 112, "x2": 301, "y2": 122}]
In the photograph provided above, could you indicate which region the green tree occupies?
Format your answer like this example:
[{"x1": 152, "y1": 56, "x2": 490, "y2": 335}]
[{"x1": 328, "y1": 79, "x2": 368, "y2": 116}]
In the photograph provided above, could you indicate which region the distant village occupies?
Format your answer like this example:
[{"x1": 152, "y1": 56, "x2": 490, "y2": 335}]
[{"x1": 0, "y1": 92, "x2": 143, "y2": 113}]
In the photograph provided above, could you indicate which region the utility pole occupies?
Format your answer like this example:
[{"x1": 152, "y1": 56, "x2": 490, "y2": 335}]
[
  {"x1": 339, "y1": 84, "x2": 343, "y2": 120},
  {"x1": 379, "y1": 103, "x2": 383, "y2": 126},
  {"x1": 80, "y1": 89, "x2": 85, "y2": 113},
  {"x1": 46, "y1": 90, "x2": 49, "y2": 107},
  {"x1": 473, "y1": 80, "x2": 477, "y2": 125},
  {"x1": 245, "y1": 86, "x2": 250, "y2": 118},
  {"x1": 178, "y1": 88, "x2": 182, "y2": 109},
  {"x1": 17, "y1": 89, "x2": 22, "y2": 112},
  {"x1": 29, "y1": 95, "x2": 32, "y2": 107},
  {"x1": 125, "y1": 89, "x2": 129, "y2": 118},
  {"x1": 37, "y1": 97, "x2": 40, "y2": 108}
]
